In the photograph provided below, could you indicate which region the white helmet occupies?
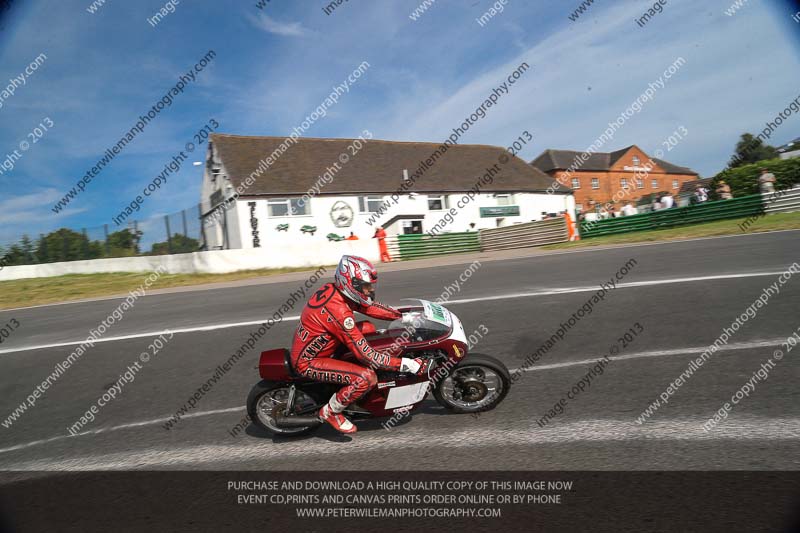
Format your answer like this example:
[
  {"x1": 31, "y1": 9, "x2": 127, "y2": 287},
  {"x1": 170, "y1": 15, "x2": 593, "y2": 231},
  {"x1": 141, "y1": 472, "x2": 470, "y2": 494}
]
[{"x1": 334, "y1": 255, "x2": 378, "y2": 306}]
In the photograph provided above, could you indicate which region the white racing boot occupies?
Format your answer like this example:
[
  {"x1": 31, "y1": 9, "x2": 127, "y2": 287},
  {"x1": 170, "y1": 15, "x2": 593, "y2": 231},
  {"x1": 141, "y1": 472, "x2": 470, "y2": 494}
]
[{"x1": 318, "y1": 395, "x2": 357, "y2": 434}]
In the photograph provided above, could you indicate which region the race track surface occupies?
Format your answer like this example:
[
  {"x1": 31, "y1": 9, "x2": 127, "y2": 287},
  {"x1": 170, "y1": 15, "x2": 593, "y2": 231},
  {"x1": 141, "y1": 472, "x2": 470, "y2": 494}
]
[{"x1": 0, "y1": 231, "x2": 798, "y2": 471}]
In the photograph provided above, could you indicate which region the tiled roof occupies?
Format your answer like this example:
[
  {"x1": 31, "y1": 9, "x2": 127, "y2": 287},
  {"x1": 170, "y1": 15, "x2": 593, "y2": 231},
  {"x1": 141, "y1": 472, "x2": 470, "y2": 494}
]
[
  {"x1": 531, "y1": 146, "x2": 698, "y2": 176},
  {"x1": 210, "y1": 134, "x2": 570, "y2": 196}
]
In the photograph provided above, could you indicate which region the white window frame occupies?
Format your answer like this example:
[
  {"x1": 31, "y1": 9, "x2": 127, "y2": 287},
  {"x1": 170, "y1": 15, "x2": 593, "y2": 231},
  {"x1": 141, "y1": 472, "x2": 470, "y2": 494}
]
[
  {"x1": 591, "y1": 178, "x2": 600, "y2": 190},
  {"x1": 672, "y1": 179, "x2": 679, "y2": 189},
  {"x1": 620, "y1": 178, "x2": 629, "y2": 189},
  {"x1": 651, "y1": 178, "x2": 658, "y2": 188},
  {"x1": 358, "y1": 195, "x2": 384, "y2": 213},
  {"x1": 267, "y1": 198, "x2": 309, "y2": 217},
  {"x1": 632, "y1": 155, "x2": 640, "y2": 166},
  {"x1": 495, "y1": 193, "x2": 513, "y2": 206},
  {"x1": 571, "y1": 177, "x2": 581, "y2": 189},
  {"x1": 427, "y1": 195, "x2": 448, "y2": 211},
  {"x1": 636, "y1": 177, "x2": 644, "y2": 189}
]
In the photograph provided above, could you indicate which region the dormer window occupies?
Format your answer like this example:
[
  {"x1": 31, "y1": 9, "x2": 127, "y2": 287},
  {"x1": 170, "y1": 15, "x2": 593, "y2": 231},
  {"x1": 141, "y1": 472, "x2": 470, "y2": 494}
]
[{"x1": 209, "y1": 165, "x2": 222, "y2": 183}]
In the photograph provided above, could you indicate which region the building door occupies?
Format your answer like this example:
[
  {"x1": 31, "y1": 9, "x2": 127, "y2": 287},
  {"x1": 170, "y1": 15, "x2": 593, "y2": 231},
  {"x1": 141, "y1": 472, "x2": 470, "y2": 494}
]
[{"x1": 402, "y1": 220, "x2": 423, "y2": 234}]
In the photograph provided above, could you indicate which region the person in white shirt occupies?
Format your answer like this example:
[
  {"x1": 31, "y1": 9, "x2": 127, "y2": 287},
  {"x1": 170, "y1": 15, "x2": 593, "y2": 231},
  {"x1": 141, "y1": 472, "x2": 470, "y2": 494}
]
[
  {"x1": 661, "y1": 193, "x2": 674, "y2": 209},
  {"x1": 758, "y1": 168, "x2": 777, "y2": 193},
  {"x1": 622, "y1": 202, "x2": 638, "y2": 216}
]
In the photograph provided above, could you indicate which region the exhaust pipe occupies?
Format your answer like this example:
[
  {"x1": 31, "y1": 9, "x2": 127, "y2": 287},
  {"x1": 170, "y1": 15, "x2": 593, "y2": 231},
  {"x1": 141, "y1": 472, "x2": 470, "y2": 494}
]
[{"x1": 274, "y1": 415, "x2": 322, "y2": 428}]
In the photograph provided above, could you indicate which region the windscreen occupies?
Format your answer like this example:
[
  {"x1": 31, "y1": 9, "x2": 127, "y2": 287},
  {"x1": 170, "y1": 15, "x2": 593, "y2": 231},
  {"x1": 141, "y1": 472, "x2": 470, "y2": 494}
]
[{"x1": 387, "y1": 299, "x2": 452, "y2": 344}]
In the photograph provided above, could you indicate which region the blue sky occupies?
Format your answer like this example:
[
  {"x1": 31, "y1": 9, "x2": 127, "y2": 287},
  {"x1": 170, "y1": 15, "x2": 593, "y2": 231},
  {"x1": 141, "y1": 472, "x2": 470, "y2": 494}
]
[{"x1": 0, "y1": 0, "x2": 799, "y2": 244}]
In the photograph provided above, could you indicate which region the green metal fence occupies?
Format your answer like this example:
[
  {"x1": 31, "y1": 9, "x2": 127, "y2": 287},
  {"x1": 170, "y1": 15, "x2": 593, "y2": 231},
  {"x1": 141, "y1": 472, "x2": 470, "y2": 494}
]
[
  {"x1": 388, "y1": 232, "x2": 481, "y2": 261},
  {"x1": 383, "y1": 195, "x2": 767, "y2": 259},
  {"x1": 580, "y1": 194, "x2": 765, "y2": 239}
]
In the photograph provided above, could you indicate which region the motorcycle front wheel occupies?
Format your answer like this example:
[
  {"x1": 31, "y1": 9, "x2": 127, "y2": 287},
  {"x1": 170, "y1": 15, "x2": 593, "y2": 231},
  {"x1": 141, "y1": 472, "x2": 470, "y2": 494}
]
[{"x1": 433, "y1": 353, "x2": 510, "y2": 413}]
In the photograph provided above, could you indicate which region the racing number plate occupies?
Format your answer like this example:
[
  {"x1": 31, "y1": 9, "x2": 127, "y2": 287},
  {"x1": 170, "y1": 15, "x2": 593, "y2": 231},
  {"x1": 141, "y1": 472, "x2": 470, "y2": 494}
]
[
  {"x1": 422, "y1": 301, "x2": 451, "y2": 327},
  {"x1": 384, "y1": 381, "x2": 430, "y2": 409}
]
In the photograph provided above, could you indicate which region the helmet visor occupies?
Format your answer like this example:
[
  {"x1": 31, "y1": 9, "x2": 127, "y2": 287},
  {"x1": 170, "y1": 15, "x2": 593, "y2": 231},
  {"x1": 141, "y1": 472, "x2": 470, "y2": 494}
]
[{"x1": 353, "y1": 280, "x2": 375, "y2": 302}]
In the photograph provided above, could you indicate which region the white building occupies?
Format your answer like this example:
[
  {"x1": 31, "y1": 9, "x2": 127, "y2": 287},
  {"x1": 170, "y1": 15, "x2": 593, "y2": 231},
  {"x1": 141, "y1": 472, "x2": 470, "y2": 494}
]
[
  {"x1": 777, "y1": 138, "x2": 800, "y2": 160},
  {"x1": 200, "y1": 134, "x2": 574, "y2": 251}
]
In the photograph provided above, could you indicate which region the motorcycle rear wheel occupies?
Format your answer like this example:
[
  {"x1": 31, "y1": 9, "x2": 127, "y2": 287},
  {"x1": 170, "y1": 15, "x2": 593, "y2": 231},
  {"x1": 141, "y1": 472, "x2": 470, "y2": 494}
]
[
  {"x1": 247, "y1": 380, "x2": 322, "y2": 437},
  {"x1": 433, "y1": 353, "x2": 510, "y2": 413}
]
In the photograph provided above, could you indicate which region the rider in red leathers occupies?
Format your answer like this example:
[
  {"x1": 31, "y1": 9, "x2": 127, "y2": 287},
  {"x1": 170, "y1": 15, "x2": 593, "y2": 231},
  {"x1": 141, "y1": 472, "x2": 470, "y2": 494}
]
[{"x1": 290, "y1": 255, "x2": 429, "y2": 434}]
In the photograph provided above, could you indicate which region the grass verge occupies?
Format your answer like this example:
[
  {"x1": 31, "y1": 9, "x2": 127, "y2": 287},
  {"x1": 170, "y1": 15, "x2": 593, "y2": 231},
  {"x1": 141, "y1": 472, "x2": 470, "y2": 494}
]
[
  {"x1": 0, "y1": 266, "x2": 331, "y2": 310},
  {"x1": 541, "y1": 211, "x2": 800, "y2": 251}
]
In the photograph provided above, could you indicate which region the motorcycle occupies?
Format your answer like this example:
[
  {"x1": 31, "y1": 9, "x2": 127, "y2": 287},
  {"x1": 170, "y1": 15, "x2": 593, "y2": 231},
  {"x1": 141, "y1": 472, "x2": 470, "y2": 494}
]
[{"x1": 246, "y1": 299, "x2": 511, "y2": 437}]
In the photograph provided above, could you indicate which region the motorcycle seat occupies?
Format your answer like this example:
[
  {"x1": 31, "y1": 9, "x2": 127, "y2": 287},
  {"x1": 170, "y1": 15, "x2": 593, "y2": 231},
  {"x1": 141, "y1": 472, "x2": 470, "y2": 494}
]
[{"x1": 283, "y1": 349, "x2": 302, "y2": 379}]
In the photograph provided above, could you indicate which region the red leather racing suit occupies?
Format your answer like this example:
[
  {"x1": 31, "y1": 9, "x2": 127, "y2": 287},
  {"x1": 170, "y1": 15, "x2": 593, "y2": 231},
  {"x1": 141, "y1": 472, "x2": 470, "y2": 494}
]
[{"x1": 290, "y1": 283, "x2": 403, "y2": 406}]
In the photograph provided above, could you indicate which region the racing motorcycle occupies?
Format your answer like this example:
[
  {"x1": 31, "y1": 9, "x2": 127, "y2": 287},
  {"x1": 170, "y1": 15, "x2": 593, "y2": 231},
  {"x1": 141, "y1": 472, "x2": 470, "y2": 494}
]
[{"x1": 246, "y1": 299, "x2": 510, "y2": 437}]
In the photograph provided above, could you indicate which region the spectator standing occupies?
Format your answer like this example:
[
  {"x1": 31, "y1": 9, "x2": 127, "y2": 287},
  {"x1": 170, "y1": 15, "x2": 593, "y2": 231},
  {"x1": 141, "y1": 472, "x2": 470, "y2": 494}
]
[
  {"x1": 661, "y1": 192, "x2": 674, "y2": 209},
  {"x1": 583, "y1": 211, "x2": 599, "y2": 223},
  {"x1": 563, "y1": 211, "x2": 579, "y2": 241},
  {"x1": 651, "y1": 197, "x2": 662, "y2": 211},
  {"x1": 716, "y1": 180, "x2": 733, "y2": 200},
  {"x1": 695, "y1": 185, "x2": 709, "y2": 203},
  {"x1": 622, "y1": 202, "x2": 637, "y2": 216},
  {"x1": 758, "y1": 168, "x2": 777, "y2": 194},
  {"x1": 373, "y1": 227, "x2": 391, "y2": 262}
]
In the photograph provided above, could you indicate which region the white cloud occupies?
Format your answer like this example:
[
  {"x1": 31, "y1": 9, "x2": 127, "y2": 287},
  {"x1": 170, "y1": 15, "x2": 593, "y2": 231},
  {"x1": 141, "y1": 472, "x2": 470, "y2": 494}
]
[
  {"x1": 249, "y1": 13, "x2": 309, "y2": 37},
  {"x1": 0, "y1": 189, "x2": 90, "y2": 244},
  {"x1": 379, "y1": 0, "x2": 800, "y2": 176}
]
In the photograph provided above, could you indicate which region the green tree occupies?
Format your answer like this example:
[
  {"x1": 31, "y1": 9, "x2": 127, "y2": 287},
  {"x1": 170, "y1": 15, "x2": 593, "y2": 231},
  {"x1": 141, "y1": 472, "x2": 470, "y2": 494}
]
[
  {"x1": 729, "y1": 133, "x2": 779, "y2": 168},
  {"x1": 15, "y1": 235, "x2": 36, "y2": 264},
  {"x1": 0, "y1": 236, "x2": 37, "y2": 265},
  {"x1": 35, "y1": 228, "x2": 101, "y2": 263},
  {"x1": 106, "y1": 228, "x2": 143, "y2": 257},
  {"x1": 1, "y1": 243, "x2": 26, "y2": 265},
  {"x1": 712, "y1": 156, "x2": 800, "y2": 198},
  {"x1": 149, "y1": 234, "x2": 200, "y2": 255}
]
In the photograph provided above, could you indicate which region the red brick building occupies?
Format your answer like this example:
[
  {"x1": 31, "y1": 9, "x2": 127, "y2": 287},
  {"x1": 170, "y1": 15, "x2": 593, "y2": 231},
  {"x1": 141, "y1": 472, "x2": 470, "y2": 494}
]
[{"x1": 531, "y1": 145, "x2": 699, "y2": 213}]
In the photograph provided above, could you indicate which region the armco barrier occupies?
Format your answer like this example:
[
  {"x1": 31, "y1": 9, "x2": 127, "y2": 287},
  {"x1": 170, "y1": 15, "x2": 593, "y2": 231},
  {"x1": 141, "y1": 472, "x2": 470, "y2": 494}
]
[
  {"x1": 580, "y1": 194, "x2": 765, "y2": 238},
  {"x1": 385, "y1": 232, "x2": 480, "y2": 261},
  {"x1": 479, "y1": 218, "x2": 568, "y2": 251},
  {"x1": 764, "y1": 185, "x2": 800, "y2": 214}
]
